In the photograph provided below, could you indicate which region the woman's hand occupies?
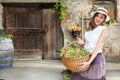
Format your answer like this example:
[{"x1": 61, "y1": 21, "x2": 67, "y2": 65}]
[
  {"x1": 77, "y1": 62, "x2": 90, "y2": 72},
  {"x1": 76, "y1": 37, "x2": 84, "y2": 44}
]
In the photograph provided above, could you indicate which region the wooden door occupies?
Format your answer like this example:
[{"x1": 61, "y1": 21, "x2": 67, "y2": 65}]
[{"x1": 3, "y1": 3, "x2": 64, "y2": 59}]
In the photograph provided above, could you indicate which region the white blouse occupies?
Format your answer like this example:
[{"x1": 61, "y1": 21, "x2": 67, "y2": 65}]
[{"x1": 84, "y1": 26, "x2": 107, "y2": 53}]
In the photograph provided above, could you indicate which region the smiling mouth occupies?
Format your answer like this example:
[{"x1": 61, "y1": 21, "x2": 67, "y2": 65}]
[{"x1": 95, "y1": 20, "x2": 101, "y2": 24}]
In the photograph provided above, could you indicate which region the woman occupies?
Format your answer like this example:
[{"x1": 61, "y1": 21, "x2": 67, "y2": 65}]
[{"x1": 71, "y1": 7, "x2": 110, "y2": 80}]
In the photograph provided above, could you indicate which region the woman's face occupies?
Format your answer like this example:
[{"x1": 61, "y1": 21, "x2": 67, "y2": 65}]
[{"x1": 94, "y1": 13, "x2": 106, "y2": 26}]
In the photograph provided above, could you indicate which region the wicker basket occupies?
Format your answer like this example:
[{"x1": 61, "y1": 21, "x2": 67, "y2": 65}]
[{"x1": 61, "y1": 41, "x2": 90, "y2": 73}]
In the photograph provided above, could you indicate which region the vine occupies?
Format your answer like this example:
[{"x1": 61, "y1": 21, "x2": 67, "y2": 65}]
[{"x1": 52, "y1": 0, "x2": 69, "y2": 21}]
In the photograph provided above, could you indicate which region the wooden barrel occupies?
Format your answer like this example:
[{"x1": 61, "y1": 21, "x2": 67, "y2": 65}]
[
  {"x1": 0, "y1": 50, "x2": 14, "y2": 70},
  {"x1": 0, "y1": 38, "x2": 14, "y2": 51}
]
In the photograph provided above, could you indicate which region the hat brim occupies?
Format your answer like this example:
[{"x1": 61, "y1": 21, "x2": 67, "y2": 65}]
[{"x1": 90, "y1": 11, "x2": 110, "y2": 22}]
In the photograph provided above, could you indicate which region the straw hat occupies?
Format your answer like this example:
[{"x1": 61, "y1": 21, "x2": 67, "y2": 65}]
[{"x1": 90, "y1": 7, "x2": 110, "y2": 22}]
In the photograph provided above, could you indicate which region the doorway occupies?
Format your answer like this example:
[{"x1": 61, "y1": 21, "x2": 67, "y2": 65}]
[{"x1": 2, "y1": 3, "x2": 64, "y2": 60}]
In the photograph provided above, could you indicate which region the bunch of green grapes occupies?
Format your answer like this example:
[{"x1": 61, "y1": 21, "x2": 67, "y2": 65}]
[
  {"x1": 60, "y1": 47, "x2": 66, "y2": 57},
  {"x1": 75, "y1": 47, "x2": 81, "y2": 52},
  {"x1": 81, "y1": 48, "x2": 88, "y2": 56},
  {"x1": 65, "y1": 49, "x2": 76, "y2": 58},
  {"x1": 60, "y1": 43, "x2": 88, "y2": 58}
]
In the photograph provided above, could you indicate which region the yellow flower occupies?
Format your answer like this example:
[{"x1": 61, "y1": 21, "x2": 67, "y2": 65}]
[{"x1": 68, "y1": 25, "x2": 81, "y2": 32}]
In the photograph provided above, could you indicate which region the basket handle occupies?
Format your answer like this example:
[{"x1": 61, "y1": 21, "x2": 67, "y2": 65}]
[{"x1": 67, "y1": 40, "x2": 78, "y2": 47}]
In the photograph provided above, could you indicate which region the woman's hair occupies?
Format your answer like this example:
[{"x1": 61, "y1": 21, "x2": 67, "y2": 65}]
[{"x1": 86, "y1": 13, "x2": 106, "y2": 31}]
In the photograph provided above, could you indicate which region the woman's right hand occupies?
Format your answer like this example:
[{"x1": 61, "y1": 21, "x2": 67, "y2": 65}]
[{"x1": 76, "y1": 37, "x2": 85, "y2": 44}]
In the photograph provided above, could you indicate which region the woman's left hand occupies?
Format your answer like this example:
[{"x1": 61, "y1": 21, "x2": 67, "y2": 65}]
[{"x1": 77, "y1": 62, "x2": 90, "y2": 72}]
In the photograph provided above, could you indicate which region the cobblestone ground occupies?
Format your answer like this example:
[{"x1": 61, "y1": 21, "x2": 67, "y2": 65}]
[
  {"x1": 0, "y1": 60, "x2": 120, "y2": 80},
  {"x1": 106, "y1": 62, "x2": 120, "y2": 80}
]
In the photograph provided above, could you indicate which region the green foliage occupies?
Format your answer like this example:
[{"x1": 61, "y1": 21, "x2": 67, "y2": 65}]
[
  {"x1": 81, "y1": 48, "x2": 88, "y2": 56},
  {"x1": 0, "y1": 34, "x2": 13, "y2": 42},
  {"x1": 64, "y1": 73, "x2": 72, "y2": 80},
  {"x1": 0, "y1": 29, "x2": 13, "y2": 40},
  {"x1": 63, "y1": 69, "x2": 72, "y2": 80},
  {"x1": 0, "y1": 29, "x2": 4, "y2": 35},
  {"x1": 68, "y1": 43, "x2": 76, "y2": 48},
  {"x1": 52, "y1": 0, "x2": 68, "y2": 21},
  {"x1": 60, "y1": 47, "x2": 66, "y2": 57},
  {"x1": 4, "y1": 34, "x2": 13, "y2": 39},
  {"x1": 106, "y1": 20, "x2": 116, "y2": 25}
]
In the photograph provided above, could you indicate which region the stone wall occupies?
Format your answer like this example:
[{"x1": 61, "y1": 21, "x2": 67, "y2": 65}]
[
  {"x1": 62, "y1": 0, "x2": 120, "y2": 62},
  {"x1": 61, "y1": 0, "x2": 92, "y2": 46},
  {"x1": 0, "y1": 0, "x2": 59, "y2": 3},
  {"x1": 103, "y1": 23, "x2": 120, "y2": 62},
  {"x1": 117, "y1": 0, "x2": 120, "y2": 21}
]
